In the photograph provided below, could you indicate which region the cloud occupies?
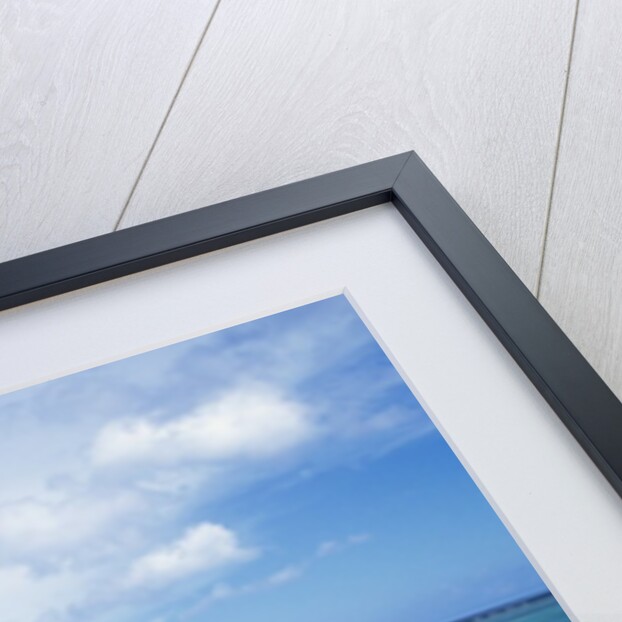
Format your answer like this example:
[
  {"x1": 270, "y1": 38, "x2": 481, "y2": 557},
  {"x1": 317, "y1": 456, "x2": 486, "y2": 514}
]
[
  {"x1": 0, "y1": 493, "x2": 140, "y2": 559},
  {"x1": 0, "y1": 564, "x2": 86, "y2": 622},
  {"x1": 208, "y1": 564, "x2": 302, "y2": 602},
  {"x1": 128, "y1": 522, "x2": 258, "y2": 588},
  {"x1": 92, "y1": 386, "x2": 317, "y2": 468},
  {"x1": 187, "y1": 563, "x2": 304, "y2": 618},
  {"x1": 189, "y1": 533, "x2": 371, "y2": 616},
  {"x1": 316, "y1": 540, "x2": 339, "y2": 557},
  {"x1": 265, "y1": 564, "x2": 303, "y2": 586},
  {"x1": 348, "y1": 533, "x2": 371, "y2": 545},
  {"x1": 316, "y1": 533, "x2": 371, "y2": 558}
]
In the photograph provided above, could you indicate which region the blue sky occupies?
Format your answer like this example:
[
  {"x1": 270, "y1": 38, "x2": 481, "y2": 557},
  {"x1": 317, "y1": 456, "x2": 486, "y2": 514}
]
[{"x1": 0, "y1": 296, "x2": 564, "y2": 622}]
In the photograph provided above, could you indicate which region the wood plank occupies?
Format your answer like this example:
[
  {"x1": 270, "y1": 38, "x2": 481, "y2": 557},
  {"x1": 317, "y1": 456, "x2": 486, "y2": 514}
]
[
  {"x1": 119, "y1": 0, "x2": 576, "y2": 290},
  {"x1": 0, "y1": 0, "x2": 218, "y2": 261},
  {"x1": 539, "y1": 1, "x2": 622, "y2": 400}
]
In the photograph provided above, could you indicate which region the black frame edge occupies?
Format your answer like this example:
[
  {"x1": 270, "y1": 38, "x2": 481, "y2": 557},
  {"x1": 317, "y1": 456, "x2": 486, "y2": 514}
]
[
  {"x1": 393, "y1": 151, "x2": 622, "y2": 498},
  {"x1": 0, "y1": 153, "x2": 410, "y2": 311},
  {"x1": 1, "y1": 150, "x2": 621, "y2": 498}
]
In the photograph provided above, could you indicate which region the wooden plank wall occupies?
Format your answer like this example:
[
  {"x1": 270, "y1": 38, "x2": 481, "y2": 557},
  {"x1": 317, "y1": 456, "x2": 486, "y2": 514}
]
[
  {"x1": 2, "y1": 0, "x2": 620, "y2": 399},
  {"x1": 538, "y1": 1, "x2": 622, "y2": 399},
  {"x1": 0, "y1": 0, "x2": 219, "y2": 258}
]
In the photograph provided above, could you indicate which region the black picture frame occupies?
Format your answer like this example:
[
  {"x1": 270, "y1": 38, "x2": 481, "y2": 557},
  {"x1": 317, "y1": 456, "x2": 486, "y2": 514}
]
[{"x1": 1, "y1": 151, "x2": 620, "y2": 498}]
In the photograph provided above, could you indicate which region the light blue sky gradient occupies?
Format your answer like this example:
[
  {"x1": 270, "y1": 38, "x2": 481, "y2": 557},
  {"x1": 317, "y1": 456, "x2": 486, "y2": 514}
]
[{"x1": 0, "y1": 296, "x2": 566, "y2": 622}]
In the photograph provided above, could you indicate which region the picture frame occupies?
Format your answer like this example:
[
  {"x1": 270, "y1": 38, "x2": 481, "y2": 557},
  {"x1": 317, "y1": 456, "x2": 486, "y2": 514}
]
[{"x1": 1, "y1": 150, "x2": 620, "y2": 500}]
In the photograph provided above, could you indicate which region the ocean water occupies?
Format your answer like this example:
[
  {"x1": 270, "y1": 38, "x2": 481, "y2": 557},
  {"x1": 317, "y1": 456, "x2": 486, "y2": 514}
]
[{"x1": 455, "y1": 593, "x2": 569, "y2": 622}]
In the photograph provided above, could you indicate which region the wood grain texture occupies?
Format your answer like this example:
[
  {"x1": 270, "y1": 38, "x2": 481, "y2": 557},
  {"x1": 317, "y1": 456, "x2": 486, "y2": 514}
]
[
  {"x1": 119, "y1": 0, "x2": 576, "y2": 290},
  {"x1": 0, "y1": 0, "x2": 218, "y2": 262},
  {"x1": 539, "y1": 1, "x2": 622, "y2": 400}
]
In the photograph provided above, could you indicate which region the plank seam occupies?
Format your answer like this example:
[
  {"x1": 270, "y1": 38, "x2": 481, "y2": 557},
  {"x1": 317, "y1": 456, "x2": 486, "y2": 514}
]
[
  {"x1": 112, "y1": 0, "x2": 225, "y2": 232},
  {"x1": 535, "y1": 0, "x2": 581, "y2": 298}
]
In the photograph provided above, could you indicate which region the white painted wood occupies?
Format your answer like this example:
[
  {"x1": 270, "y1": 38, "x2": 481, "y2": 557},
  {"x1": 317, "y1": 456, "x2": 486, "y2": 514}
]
[
  {"x1": 0, "y1": 0, "x2": 218, "y2": 262},
  {"x1": 119, "y1": 0, "x2": 576, "y2": 290},
  {"x1": 539, "y1": 1, "x2": 622, "y2": 400},
  {"x1": 2, "y1": 207, "x2": 620, "y2": 619}
]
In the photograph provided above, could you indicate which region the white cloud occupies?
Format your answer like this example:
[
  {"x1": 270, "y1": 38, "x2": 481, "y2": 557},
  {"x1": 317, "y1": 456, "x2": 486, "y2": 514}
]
[
  {"x1": 208, "y1": 582, "x2": 236, "y2": 602},
  {"x1": 0, "y1": 564, "x2": 86, "y2": 622},
  {"x1": 316, "y1": 533, "x2": 371, "y2": 557},
  {"x1": 265, "y1": 564, "x2": 303, "y2": 586},
  {"x1": 92, "y1": 386, "x2": 316, "y2": 468},
  {"x1": 188, "y1": 564, "x2": 304, "y2": 616},
  {"x1": 316, "y1": 540, "x2": 339, "y2": 557},
  {"x1": 0, "y1": 493, "x2": 140, "y2": 558},
  {"x1": 188, "y1": 534, "x2": 371, "y2": 616},
  {"x1": 348, "y1": 533, "x2": 371, "y2": 545},
  {"x1": 128, "y1": 522, "x2": 258, "y2": 587}
]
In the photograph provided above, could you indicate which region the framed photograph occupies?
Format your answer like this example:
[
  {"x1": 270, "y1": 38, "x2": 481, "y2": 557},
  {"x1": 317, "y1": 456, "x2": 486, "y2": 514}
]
[{"x1": 0, "y1": 152, "x2": 620, "y2": 621}]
